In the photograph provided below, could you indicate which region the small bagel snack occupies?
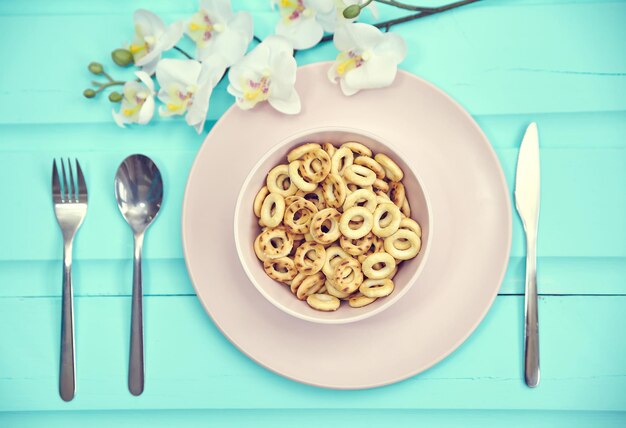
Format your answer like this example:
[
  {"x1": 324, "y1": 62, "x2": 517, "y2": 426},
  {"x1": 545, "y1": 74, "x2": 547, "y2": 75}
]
[
  {"x1": 360, "y1": 278, "x2": 394, "y2": 298},
  {"x1": 299, "y1": 149, "x2": 331, "y2": 183},
  {"x1": 294, "y1": 241, "x2": 326, "y2": 275},
  {"x1": 307, "y1": 293, "x2": 340, "y2": 311},
  {"x1": 296, "y1": 187, "x2": 326, "y2": 210},
  {"x1": 263, "y1": 257, "x2": 297, "y2": 282},
  {"x1": 339, "y1": 233, "x2": 373, "y2": 256},
  {"x1": 259, "y1": 193, "x2": 285, "y2": 228},
  {"x1": 341, "y1": 141, "x2": 372, "y2": 157},
  {"x1": 333, "y1": 257, "x2": 363, "y2": 294},
  {"x1": 284, "y1": 198, "x2": 318, "y2": 234},
  {"x1": 252, "y1": 141, "x2": 423, "y2": 312},
  {"x1": 361, "y1": 252, "x2": 396, "y2": 280}
]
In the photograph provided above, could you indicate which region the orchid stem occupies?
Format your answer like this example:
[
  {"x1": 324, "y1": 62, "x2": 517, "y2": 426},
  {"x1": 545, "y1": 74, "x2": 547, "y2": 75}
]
[
  {"x1": 424, "y1": 0, "x2": 481, "y2": 13},
  {"x1": 319, "y1": 0, "x2": 480, "y2": 44},
  {"x1": 173, "y1": 45, "x2": 193, "y2": 59},
  {"x1": 101, "y1": 70, "x2": 115, "y2": 82},
  {"x1": 93, "y1": 80, "x2": 126, "y2": 93},
  {"x1": 374, "y1": 0, "x2": 436, "y2": 12},
  {"x1": 374, "y1": 0, "x2": 479, "y2": 12}
]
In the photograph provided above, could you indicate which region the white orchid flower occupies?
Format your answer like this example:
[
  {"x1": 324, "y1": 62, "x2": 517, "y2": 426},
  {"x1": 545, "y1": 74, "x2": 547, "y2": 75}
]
[
  {"x1": 227, "y1": 35, "x2": 301, "y2": 115},
  {"x1": 272, "y1": 0, "x2": 376, "y2": 49},
  {"x1": 185, "y1": 0, "x2": 253, "y2": 66},
  {"x1": 112, "y1": 71, "x2": 155, "y2": 128},
  {"x1": 129, "y1": 9, "x2": 184, "y2": 75},
  {"x1": 156, "y1": 58, "x2": 226, "y2": 134},
  {"x1": 272, "y1": 0, "x2": 336, "y2": 50},
  {"x1": 328, "y1": 23, "x2": 406, "y2": 96}
]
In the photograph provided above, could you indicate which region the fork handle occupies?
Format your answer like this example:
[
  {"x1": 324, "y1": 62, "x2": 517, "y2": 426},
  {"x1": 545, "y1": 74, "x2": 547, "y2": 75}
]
[
  {"x1": 129, "y1": 233, "x2": 145, "y2": 396},
  {"x1": 60, "y1": 240, "x2": 75, "y2": 401}
]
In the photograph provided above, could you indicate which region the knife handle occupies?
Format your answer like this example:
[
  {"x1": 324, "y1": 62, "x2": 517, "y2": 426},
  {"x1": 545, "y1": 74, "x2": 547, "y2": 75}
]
[{"x1": 524, "y1": 232, "x2": 540, "y2": 387}]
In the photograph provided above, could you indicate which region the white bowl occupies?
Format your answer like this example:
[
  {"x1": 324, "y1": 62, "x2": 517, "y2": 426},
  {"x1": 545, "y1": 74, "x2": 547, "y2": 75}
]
[{"x1": 234, "y1": 127, "x2": 432, "y2": 324}]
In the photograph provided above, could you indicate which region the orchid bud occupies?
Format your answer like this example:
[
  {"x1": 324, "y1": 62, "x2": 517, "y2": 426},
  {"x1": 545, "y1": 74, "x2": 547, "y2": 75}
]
[
  {"x1": 112, "y1": 48, "x2": 134, "y2": 67},
  {"x1": 343, "y1": 4, "x2": 361, "y2": 19},
  {"x1": 83, "y1": 89, "x2": 96, "y2": 98},
  {"x1": 88, "y1": 62, "x2": 104, "y2": 75},
  {"x1": 108, "y1": 91, "x2": 123, "y2": 102}
]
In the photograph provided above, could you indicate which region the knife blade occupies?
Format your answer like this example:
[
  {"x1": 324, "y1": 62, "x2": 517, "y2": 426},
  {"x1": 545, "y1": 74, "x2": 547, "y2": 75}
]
[{"x1": 515, "y1": 122, "x2": 541, "y2": 387}]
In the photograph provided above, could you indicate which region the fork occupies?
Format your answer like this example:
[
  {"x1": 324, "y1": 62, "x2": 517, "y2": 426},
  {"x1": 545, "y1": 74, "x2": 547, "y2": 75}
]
[{"x1": 52, "y1": 158, "x2": 88, "y2": 402}]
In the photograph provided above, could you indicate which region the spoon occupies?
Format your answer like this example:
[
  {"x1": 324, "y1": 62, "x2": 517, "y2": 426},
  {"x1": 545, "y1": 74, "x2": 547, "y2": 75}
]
[{"x1": 114, "y1": 154, "x2": 163, "y2": 396}]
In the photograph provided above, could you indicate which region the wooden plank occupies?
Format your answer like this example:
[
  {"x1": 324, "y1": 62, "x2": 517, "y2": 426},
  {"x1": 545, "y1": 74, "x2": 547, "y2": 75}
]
[
  {"x1": 0, "y1": 1, "x2": 625, "y2": 125},
  {"x1": 1, "y1": 255, "x2": 625, "y2": 297},
  {"x1": 0, "y1": 295, "x2": 625, "y2": 411},
  {"x1": 0, "y1": 145, "x2": 622, "y2": 261},
  {"x1": 501, "y1": 256, "x2": 626, "y2": 295},
  {"x1": 0, "y1": 113, "x2": 623, "y2": 296},
  {"x1": 1, "y1": 110, "x2": 624, "y2": 152},
  {"x1": 1, "y1": 0, "x2": 616, "y2": 16},
  {"x1": 0, "y1": 259, "x2": 192, "y2": 297},
  {"x1": 1, "y1": 409, "x2": 625, "y2": 428},
  {"x1": 0, "y1": 149, "x2": 195, "y2": 262},
  {"x1": 475, "y1": 110, "x2": 626, "y2": 149}
]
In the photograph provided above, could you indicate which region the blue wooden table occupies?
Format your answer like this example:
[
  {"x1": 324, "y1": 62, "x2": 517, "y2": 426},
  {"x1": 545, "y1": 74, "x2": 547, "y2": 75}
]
[{"x1": 1, "y1": 0, "x2": 625, "y2": 426}]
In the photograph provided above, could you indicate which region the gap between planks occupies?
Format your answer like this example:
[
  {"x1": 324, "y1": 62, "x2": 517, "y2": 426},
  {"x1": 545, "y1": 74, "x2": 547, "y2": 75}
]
[{"x1": 2, "y1": 293, "x2": 626, "y2": 300}]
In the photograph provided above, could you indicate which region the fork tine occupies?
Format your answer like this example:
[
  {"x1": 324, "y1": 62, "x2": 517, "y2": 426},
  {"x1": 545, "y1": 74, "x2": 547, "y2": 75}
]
[
  {"x1": 60, "y1": 159, "x2": 69, "y2": 202},
  {"x1": 52, "y1": 159, "x2": 62, "y2": 203},
  {"x1": 76, "y1": 159, "x2": 87, "y2": 201},
  {"x1": 67, "y1": 158, "x2": 76, "y2": 202}
]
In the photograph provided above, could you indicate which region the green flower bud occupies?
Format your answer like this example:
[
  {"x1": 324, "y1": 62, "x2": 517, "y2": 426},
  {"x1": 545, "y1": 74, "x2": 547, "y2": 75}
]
[
  {"x1": 112, "y1": 48, "x2": 134, "y2": 67},
  {"x1": 88, "y1": 62, "x2": 104, "y2": 75},
  {"x1": 343, "y1": 4, "x2": 361, "y2": 19},
  {"x1": 108, "y1": 91, "x2": 123, "y2": 103},
  {"x1": 83, "y1": 88, "x2": 96, "y2": 98}
]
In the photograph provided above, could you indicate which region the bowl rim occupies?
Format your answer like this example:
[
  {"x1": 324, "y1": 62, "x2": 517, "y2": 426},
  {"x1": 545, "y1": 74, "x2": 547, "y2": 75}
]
[{"x1": 233, "y1": 125, "x2": 434, "y2": 324}]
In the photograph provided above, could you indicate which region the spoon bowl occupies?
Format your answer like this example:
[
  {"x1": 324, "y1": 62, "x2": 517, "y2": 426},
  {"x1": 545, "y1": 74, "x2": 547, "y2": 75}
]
[
  {"x1": 115, "y1": 155, "x2": 163, "y2": 234},
  {"x1": 114, "y1": 154, "x2": 163, "y2": 396}
]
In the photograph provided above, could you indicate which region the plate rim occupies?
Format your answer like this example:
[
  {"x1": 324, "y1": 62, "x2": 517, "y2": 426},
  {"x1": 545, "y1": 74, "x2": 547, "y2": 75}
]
[{"x1": 181, "y1": 61, "x2": 512, "y2": 389}]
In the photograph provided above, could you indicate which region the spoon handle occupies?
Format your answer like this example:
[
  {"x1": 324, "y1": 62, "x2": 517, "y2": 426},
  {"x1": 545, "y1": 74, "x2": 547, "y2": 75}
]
[{"x1": 129, "y1": 233, "x2": 145, "y2": 396}]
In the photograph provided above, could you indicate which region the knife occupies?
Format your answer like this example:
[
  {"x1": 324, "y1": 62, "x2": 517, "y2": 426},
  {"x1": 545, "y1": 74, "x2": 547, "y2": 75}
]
[{"x1": 514, "y1": 122, "x2": 541, "y2": 388}]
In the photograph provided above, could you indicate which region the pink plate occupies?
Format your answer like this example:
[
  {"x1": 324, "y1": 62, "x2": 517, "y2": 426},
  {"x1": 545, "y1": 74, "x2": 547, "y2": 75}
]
[{"x1": 182, "y1": 62, "x2": 512, "y2": 389}]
